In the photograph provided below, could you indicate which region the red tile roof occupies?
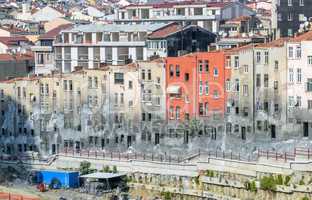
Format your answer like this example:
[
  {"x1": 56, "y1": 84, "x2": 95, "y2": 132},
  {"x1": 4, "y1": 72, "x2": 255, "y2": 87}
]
[
  {"x1": 290, "y1": 30, "x2": 312, "y2": 42},
  {"x1": 39, "y1": 23, "x2": 73, "y2": 40},
  {"x1": 0, "y1": 52, "x2": 33, "y2": 62},
  {"x1": 148, "y1": 23, "x2": 182, "y2": 39},
  {"x1": 0, "y1": 36, "x2": 29, "y2": 46}
]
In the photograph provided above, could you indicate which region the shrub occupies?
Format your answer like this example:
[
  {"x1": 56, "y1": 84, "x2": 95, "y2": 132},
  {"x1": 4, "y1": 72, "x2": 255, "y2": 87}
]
[
  {"x1": 79, "y1": 161, "x2": 92, "y2": 175},
  {"x1": 245, "y1": 180, "x2": 257, "y2": 192},
  {"x1": 284, "y1": 175, "x2": 291, "y2": 186},
  {"x1": 260, "y1": 176, "x2": 277, "y2": 191},
  {"x1": 205, "y1": 170, "x2": 215, "y2": 177},
  {"x1": 112, "y1": 166, "x2": 118, "y2": 173},
  {"x1": 276, "y1": 174, "x2": 283, "y2": 185},
  {"x1": 301, "y1": 197, "x2": 309, "y2": 200},
  {"x1": 161, "y1": 191, "x2": 171, "y2": 200}
]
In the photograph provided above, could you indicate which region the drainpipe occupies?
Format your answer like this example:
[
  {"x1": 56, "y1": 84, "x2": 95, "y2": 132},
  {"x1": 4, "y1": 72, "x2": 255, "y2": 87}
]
[{"x1": 252, "y1": 44, "x2": 256, "y2": 136}]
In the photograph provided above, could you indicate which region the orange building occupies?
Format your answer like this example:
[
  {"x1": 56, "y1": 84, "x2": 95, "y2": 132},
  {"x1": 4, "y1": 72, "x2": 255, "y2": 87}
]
[{"x1": 165, "y1": 51, "x2": 230, "y2": 122}]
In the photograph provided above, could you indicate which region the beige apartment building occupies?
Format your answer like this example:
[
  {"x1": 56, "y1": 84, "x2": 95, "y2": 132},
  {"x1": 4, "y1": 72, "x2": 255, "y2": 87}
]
[{"x1": 0, "y1": 64, "x2": 146, "y2": 155}]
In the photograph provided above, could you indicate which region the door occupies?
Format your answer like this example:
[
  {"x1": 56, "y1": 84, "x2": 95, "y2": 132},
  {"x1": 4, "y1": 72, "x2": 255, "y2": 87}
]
[
  {"x1": 155, "y1": 133, "x2": 160, "y2": 145},
  {"x1": 127, "y1": 136, "x2": 132, "y2": 147},
  {"x1": 303, "y1": 122, "x2": 309, "y2": 137},
  {"x1": 101, "y1": 138, "x2": 105, "y2": 149},
  {"x1": 271, "y1": 125, "x2": 276, "y2": 139},
  {"x1": 75, "y1": 141, "x2": 80, "y2": 153},
  {"x1": 52, "y1": 144, "x2": 56, "y2": 154},
  {"x1": 241, "y1": 127, "x2": 246, "y2": 140},
  {"x1": 184, "y1": 131, "x2": 189, "y2": 144}
]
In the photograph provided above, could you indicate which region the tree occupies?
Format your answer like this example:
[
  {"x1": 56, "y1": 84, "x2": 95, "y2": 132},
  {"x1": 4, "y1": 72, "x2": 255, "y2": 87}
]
[
  {"x1": 79, "y1": 161, "x2": 92, "y2": 175},
  {"x1": 260, "y1": 176, "x2": 277, "y2": 191}
]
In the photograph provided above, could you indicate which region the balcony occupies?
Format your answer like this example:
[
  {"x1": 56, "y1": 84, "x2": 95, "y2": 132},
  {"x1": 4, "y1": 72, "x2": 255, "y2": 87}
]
[{"x1": 31, "y1": 46, "x2": 52, "y2": 52}]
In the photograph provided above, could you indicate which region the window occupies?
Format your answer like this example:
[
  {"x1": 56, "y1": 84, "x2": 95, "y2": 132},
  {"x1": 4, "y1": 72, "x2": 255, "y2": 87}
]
[
  {"x1": 288, "y1": 0, "x2": 292, "y2": 6},
  {"x1": 274, "y1": 61, "x2": 279, "y2": 70},
  {"x1": 234, "y1": 56, "x2": 239, "y2": 68},
  {"x1": 204, "y1": 60, "x2": 209, "y2": 72},
  {"x1": 235, "y1": 79, "x2": 240, "y2": 92},
  {"x1": 176, "y1": 106, "x2": 180, "y2": 119},
  {"x1": 198, "y1": 60, "x2": 203, "y2": 72},
  {"x1": 307, "y1": 79, "x2": 312, "y2": 91},
  {"x1": 114, "y1": 93, "x2": 118, "y2": 105},
  {"x1": 288, "y1": 29, "x2": 293, "y2": 37},
  {"x1": 308, "y1": 100, "x2": 312, "y2": 109},
  {"x1": 69, "y1": 80, "x2": 73, "y2": 91},
  {"x1": 243, "y1": 85, "x2": 248, "y2": 96},
  {"x1": 141, "y1": 69, "x2": 145, "y2": 80},
  {"x1": 288, "y1": 47, "x2": 294, "y2": 58},
  {"x1": 289, "y1": 96, "x2": 294, "y2": 107},
  {"x1": 264, "y1": 51, "x2": 269, "y2": 64},
  {"x1": 288, "y1": 13, "x2": 293, "y2": 21},
  {"x1": 129, "y1": 81, "x2": 133, "y2": 89},
  {"x1": 308, "y1": 56, "x2": 312, "y2": 65},
  {"x1": 278, "y1": 13, "x2": 282, "y2": 21},
  {"x1": 274, "y1": 104, "x2": 279, "y2": 112},
  {"x1": 297, "y1": 68, "x2": 302, "y2": 83},
  {"x1": 300, "y1": 0, "x2": 304, "y2": 6},
  {"x1": 142, "y1": 113, "x2": 146, "y2": 121},
  {"x1": 114, "y1": 73, "x2": 124, "y2": 84},
  {"x1": 244, "y1": 65, "x2": 248, "y2": 73},
  {"x1": 205, "y1": 81, "x2": 209, "y2": 95},
  {"x1": 199, "y1": 103, "x2": 204, "y2": 116},
  {"x1": 226, "y1": 80, "x2": 231, "y2": 91},
  {"x1": 185, "y1": 73, "x2": 189, "y2": 81},
  {"x1": 169, "y1": 65, "x2": 174, "y2": 77},
  {"x1": 63, "y1": 80, "x2": 67, "y2": 91},
  {"x1": 256, "y1": 74, "x2": 261, "y2": 87},
  {"x1": 213, "y1": 68, "x2": 218, "y2": 77},
  {"x1": 226, "y1": 56, "x2": 231, "y2": 68},
  {"x1": 213, "y1": 90, "x2": 219, "y2": 99},
  {"x1": 120, "y1": 93, "x2": 124, "y2": 104},
  {"x1": 296, "y1": 46, "x2": 301, "y2": 58},
  {"x1": 176, "y1": 65, "x2": 180, "y2": 77},
  {"x1": 264, "y1": 74, "x2": 269, "y2": 87},
  {"x1": 199, "y1": 81, "x2": 203, "y2": 95},
  {"x1": 169, "y1": 106, "x2": 174, "y2": 119},
  {"x1": 37, "y1": 53, "x2": 44, "y2": 64},
  {"x1": 148, "y1": 69, "x2": 152, "y2": 80},
  {"x1": 289, "y1": 68, "x2": 294, "y2": 83},
  {"x1": 274, "y1": 81, "x2": 278, "y2": 90},
  {"x1": 296, "y1": 96, "x2": 302, "y2": 107},
  {"x1": 205, "y1": 102, "x2": 208, "y2": 116},
  {"x1": 256, "y1": 52, "x2": 261, "y2": 63}
]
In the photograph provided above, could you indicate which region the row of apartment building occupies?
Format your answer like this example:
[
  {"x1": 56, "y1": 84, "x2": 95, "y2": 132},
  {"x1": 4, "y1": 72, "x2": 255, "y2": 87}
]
[{"x1": 2, "y1": 30, "x2": 312, "y2": 156}]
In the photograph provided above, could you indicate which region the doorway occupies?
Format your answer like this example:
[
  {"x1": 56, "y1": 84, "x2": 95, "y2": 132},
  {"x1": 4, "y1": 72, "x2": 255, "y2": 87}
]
[
  {"x1": 241, "y1": 127, "x2": 246, "y2": 140},
  {"x1": 127, "y1": 136, "x2": 132, "y2": 147},
  {"x1": 271, "y1": 125, "x2": 276, "y2": 139},
  {"x1": 155, "y1": 133, "x2": 160, "y2": 145},
  {"x1": 303, "y1": 122, "x2": 309, "y2": 137},
  {"x1": 52, "y1": 144, "x2": 56, "y2": 154}
]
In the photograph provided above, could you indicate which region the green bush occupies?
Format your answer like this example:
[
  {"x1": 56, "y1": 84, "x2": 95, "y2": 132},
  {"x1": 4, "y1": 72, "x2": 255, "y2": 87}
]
[
  {"x1": 301, "y1": 197, "x2": 309, "y2": 200},
  {"x1": 299, "y1": 179, "x2": 305, "y2": 185},
  {"x1": 260, "y1": 176, "x2": 277, "y2": 191},
  {"x1": 112, "y1": 165, "x2": 118, "y2": 173},
  {"x1": 79, "y1": 161, "x2": 93, "y2": 175},
  {"x1": 245, "y1": 180, "x2": 257, "y2": 192},
  {"x1": 284, "y1": 175, "x2": 291, "y2": 186},
  {"x1": 205, "y1": 170, "x2": 215, "y2": 177},
  {"x1": 161, "y1": 191, "x2": 172, "y2": 200},
  {"x1": 276, "y1": 174, "x2": 283, "y2": 185}
]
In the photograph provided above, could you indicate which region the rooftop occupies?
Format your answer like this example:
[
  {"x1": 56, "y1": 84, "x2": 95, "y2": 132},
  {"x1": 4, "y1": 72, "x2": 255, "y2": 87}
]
[
  {"x1": 0, "y1": 36, "x2": 29, "y2": 46},
  {"x1": 39, "y1": 24, "x2": 73, "y2": 40},
  {"x1": 80, "y1": 172, "x2": 126, "y2": 179},
  {"x1": 63, "y1": 23, "x2": 168, "y2": 33},
  {"x1": 122, "y1": 1, "x2": 230, "y2": 9},
  {"x1": 290, "y1": 31, "x2": 312, "y2": 42}
]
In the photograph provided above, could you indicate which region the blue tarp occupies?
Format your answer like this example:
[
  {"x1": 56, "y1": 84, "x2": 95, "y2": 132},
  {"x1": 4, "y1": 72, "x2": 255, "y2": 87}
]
[{"x1": 36, "y1": 170, "x2": 79, "y2": 189}]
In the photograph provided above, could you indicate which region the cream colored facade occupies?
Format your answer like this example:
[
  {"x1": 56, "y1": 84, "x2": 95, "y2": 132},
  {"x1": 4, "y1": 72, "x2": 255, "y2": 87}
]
[
  {"x1": 137, "y1": 59, "x2": 166, "y2": 146},
  {"x1": 0, "y1": 65, "x2": 144, "y2": 155}
]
